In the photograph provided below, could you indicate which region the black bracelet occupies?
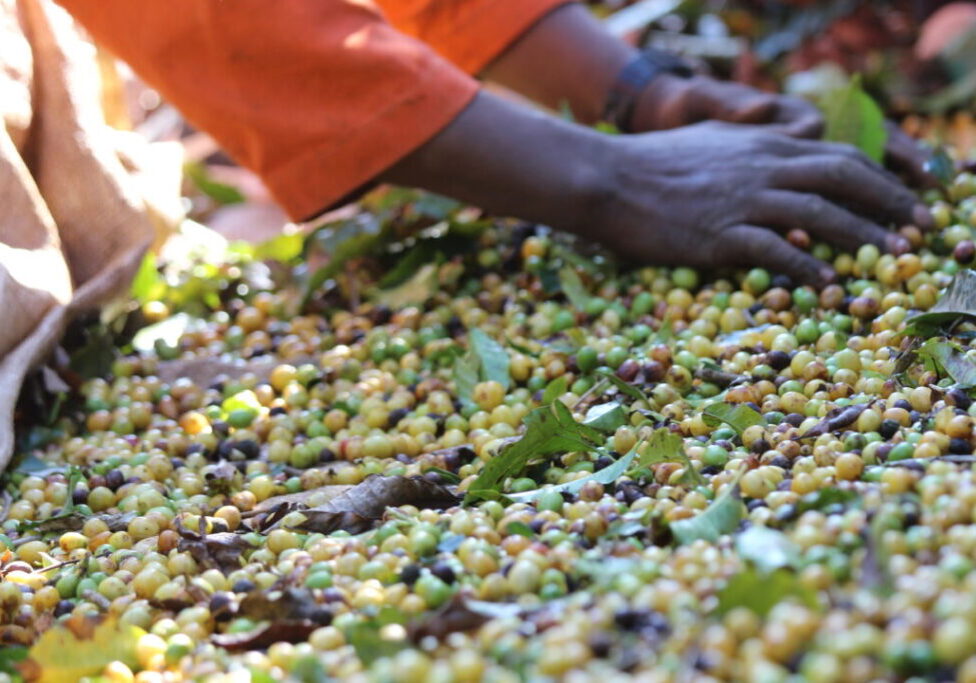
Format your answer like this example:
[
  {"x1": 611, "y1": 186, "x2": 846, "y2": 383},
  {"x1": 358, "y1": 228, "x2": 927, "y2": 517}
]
[{"x1": 601, "y1": 49, "x2": 693, "y2": 133}]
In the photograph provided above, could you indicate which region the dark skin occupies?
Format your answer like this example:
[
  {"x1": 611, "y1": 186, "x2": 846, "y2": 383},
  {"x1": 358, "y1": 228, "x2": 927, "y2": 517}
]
[{"x1": 382, "y1": 3, "x2": 934, "y2": 285}]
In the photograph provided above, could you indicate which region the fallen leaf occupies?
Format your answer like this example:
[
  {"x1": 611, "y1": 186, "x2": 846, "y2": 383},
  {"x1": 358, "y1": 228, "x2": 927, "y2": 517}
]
[
  {"x1": 469, "y1": 328, "x2": 510, "y2": 391},
  {"x1": 212, "y1": 621, "x2": 318, "y2": 651},
  {"x1": 21, "y1": 615, "x2": 142, "y2": 683},
  {"x1": 702, "y1": 403, "x2": 766, "y2": 436},
  {"x1": 254, "y1": 484, "x2": 354, "y2": 514},
  {"x1": 286, "y1": 476, "x2": 459, "y2": 535},
  {"x1": 820, "y1": 74, "x2": 888, "y2": 162},
  {"x1": 716, "y1": 568, "x2": 818, "y2": 617},
  {"x1": 131, "y1": 313, "x2": 192, "y2": 354},
  {"x1": 903, "y1": 269, "x2": 976, "y2": 337},
  {"x1": 541, "y1": 376, "x2": 568, "y2": 406},
  {"x1": 237, "y1": 587, "x2": 330, "y2": 623},
  {"x1": 452, "y1": 350, "x2": 481, "y2": 412},
  {"x1": 373, "y1": 263, "x2": 438, "y2": 309},
  {"x1": 735, "y1": 526, "x2": 801, "y2": 574},
  {"x1": 583, "y1": 402, "x2": 628, "y2": 433},
  {"x1": 464, "y1": 402, "x2": 603, "y2": 503},
  {"x1": 635, "y1": 428, "x2": 705, "y2": 486},
  {"x1": 509, "y1": 448, "x2": 638, "y2": 503},
  {"x1": 21, "y1": 510, "x2": 135, "y2": 535},
  {"x1": 176, "y1": 524, "x2": 251, "y2": 572},
  {"x1": 407, "y1": 595, "x2": 492, "y2": 642},
  {"x1": 798, "y1": 404, "x2": 868, "y2": 440},
  {"x1": 558, "y1": 267, "x2": 590, "y2": 311},
  {"x1": 917, "y1": 339, "x2": 976, "y2": 387},
  {"x1": 596, "y1": 369, "x2": 650, "y2": 404},
  {"x1": 670, "y1": 475, "x2": 744, "y2": 545}
]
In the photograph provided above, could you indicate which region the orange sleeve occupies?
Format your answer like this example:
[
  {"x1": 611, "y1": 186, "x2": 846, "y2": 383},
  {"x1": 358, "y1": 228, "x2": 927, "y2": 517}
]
[
  {"x1": 55, "y1": 0, "x2": 482, "y2": 221},
  {"x1": 378, "y1": 0, "x2": 572, "y2": 75}
]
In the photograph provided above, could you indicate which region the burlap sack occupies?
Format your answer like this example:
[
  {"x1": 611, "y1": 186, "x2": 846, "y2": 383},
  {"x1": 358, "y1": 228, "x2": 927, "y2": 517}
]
[
  {"x1": 0, "y1": 0, "x2": 179, "y2": 470},
  {"x1": 0, "y1": 0, "x2": 31, "y2": 152}
]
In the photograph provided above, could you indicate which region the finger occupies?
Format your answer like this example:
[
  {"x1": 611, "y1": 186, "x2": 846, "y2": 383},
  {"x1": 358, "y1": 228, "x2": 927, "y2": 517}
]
[
  {"x1": 885, "y1": 123, "x2": 940, "y2": 189},
  {"x1": 713, "y1": 86, "x2": 778, "y2": 125},
  {"x1": 771, "y1": 97, "x2": 824, "y2": 138},
  {"x1": 773, "y1": 154, "x2": 933, "y2": 229},
  {"x1": 750, "y1": 190, "x2": 911, "y2": 254},
  {"x1": 715, "y1": 224, "x2": 835, "y2": 286}
]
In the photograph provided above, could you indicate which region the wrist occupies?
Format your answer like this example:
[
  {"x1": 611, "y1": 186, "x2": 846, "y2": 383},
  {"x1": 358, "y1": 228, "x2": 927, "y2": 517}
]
[
  {"x1": 601, "y1": 51, "x2": 694, "y2": 133},
  {"x1": 628, "y1": 73, "x2": 693, "y2": 133}
]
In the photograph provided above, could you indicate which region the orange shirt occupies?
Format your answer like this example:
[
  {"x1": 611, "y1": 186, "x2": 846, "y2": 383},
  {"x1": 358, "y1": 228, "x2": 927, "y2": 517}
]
[{"x1": 56, "y1": 0, "x2": 569, "y2": 221}]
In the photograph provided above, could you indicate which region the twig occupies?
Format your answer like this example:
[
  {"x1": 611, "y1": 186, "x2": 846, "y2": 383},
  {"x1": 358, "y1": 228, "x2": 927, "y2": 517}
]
[
  {"x1": 572, "y1": 377, "x2": 609, "y2": 411},
  {"x1": 694, "y1": 367, "x2": 745, "y2": 387},
  {"x1": 33, "y1": 559, "x2": 80, "y2": 574}
]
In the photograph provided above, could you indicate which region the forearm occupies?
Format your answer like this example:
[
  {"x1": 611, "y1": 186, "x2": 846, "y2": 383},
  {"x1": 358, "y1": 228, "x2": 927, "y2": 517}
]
[
  {"x1": 380, "y1": 90, "x2": 610, "y2": 234},
  {"x1": 481, "y1": 3, "x2": 635, "y2": 124}
]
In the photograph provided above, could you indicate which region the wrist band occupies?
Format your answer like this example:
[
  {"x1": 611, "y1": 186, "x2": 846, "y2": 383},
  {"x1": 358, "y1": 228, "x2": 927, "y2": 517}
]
[{"x1": 601, "y1": 49, "x2": 693, "y2": 133}]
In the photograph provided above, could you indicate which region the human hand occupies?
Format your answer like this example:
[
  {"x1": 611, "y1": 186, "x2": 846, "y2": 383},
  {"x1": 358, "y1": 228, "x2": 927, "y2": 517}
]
[
  {"x1": 632, "y1": 75, "x2": 936, "y2": 187},
  {"x1": 632, "y1": 74, "x2": 824, "y2": 137},
  {"x1": 583, "y1": 121, "x2": 933, "y2": 285}
]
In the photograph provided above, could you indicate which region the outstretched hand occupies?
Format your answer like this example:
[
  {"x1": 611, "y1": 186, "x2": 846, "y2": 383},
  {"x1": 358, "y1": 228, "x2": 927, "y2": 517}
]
[
  {"x1": 584, "y1": 121, "x2": 933, "y2": 285},
  {"x1": 632, "y1": 75, "x2": 936, "y2": 187}
]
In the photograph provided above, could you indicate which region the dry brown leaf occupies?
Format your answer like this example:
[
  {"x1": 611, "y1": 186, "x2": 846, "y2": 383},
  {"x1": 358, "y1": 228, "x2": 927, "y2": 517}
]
[
  {"x1": 237, "y1": 587, "x2": 330, "y2": 623},
  {"x1": 407, "y1": 595, "x2": 492, "y2": 643},
  {"x1": 284, "y1": 475, "x2": 460, "y2": 535},
  {"x1": 175, "y1": 523, "x2": 250, "y2": 572},
  {"x1": 211, "y1": 621, "x2": 318, "y2": 652}
]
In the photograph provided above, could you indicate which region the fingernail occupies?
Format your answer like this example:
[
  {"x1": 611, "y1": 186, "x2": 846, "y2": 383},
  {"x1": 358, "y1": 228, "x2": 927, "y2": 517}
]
[
  {"x1": 818, "y1": 266, "x2": 837, "y2": 286},
  {"x1": 913, "y1": 204, "x2": 935, "y2": 231},
  {"x1": 886, "y1": 235, "x2": 910, "y2": 255}
]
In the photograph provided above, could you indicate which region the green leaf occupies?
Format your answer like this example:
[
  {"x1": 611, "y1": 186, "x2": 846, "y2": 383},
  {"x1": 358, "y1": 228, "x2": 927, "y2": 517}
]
[
  {"x1": 654, "y1": 317, "x2": 674, "y2": 344},
  {"x1": 470, "y1": 329, "x2": 510, "y2": 390},
  {"x1": 129, "y1": 252, "x2": 165, "y2": 304},
  {"x1": 634, "y1": 428, "x2": 705, "y2": 486},
  {"x1": 344, "y1": 621, "x2": 406, "y2": 665},
  {"x1": 583, "y1": 402, "x2": 628, "y2": 433},
  {"x1": 505, "y1": 521, "x2": 535, "y2": 537},
  {"x1": 702, "y1": 403, "x2": 766, "y2": 436},
  {"x1": 251, "y1": 232, "x2": 304, "y2": 263},
  {"x1": 184, "y1": 161, "x2": 245, "y2": 204},
  {"x1": 377, "y1": 242, "x2": 437, "y2": 289},
  {"x1": 597, "y1": 369, "x2": 650, "y2": 404},
  {"x1": 302, "y1": 214, "x2": 391, "y2": 305},
  {"x1": 716, "y1": 568, "x2": 819, "y2": 617},
  {"x1": 506, "y1": 337, "x2": 540, "y2": 358},
  {"x1": 509, "y1": 448, "x2": 638, "y2": 503},
  {"x1": 542, "y1": 376, "x2": 568, "y2": 406},
  {"x1": 903, "y1": 270, "x2": 976, "y2": 338},
  {"x1": 917, "y1": 339, "x2": 976, "y2": 388},
  {"x1": 671, "y1": 475, "x2": 744, "y2": 545},
  {"x1": 290, "y1": 656, "x2": 329, "y2": 683},
  {"x1": 820, "y1": 74, "x2": 888, "y2": 162},
  {"x1": 13, "y1": 454, "x2": 66, "y2": 476},
  {"x1": 69, "y1": 325, "x2": 116, "y2": 380},
  {"x1": 453, "y1": 351, "x2": 480, "y2": 412},
  {"x1": 131, "y1": 313, "x2": 192, "y2": 354},
  {"x1": 464, "y1": 402, "x2": 602, "y2": 503},
  {"x1": 0, "y1": 645, "x2": 27, "y2": 677},
  {"x1": 735, "y1": 526, "x2": 801, "y2": 574},
  {"x1": 373, "y1": 263, "x2": 438, "y2": 309},
  {"x1": 794, "y1": 488, "x2": 859, "y2": 515},
  {"x1": 424, "y1": 467, "x2": 461, "y2": 485},
  {"x1": 559, "y1": 267, "x2": 590, "y2": 311}
]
